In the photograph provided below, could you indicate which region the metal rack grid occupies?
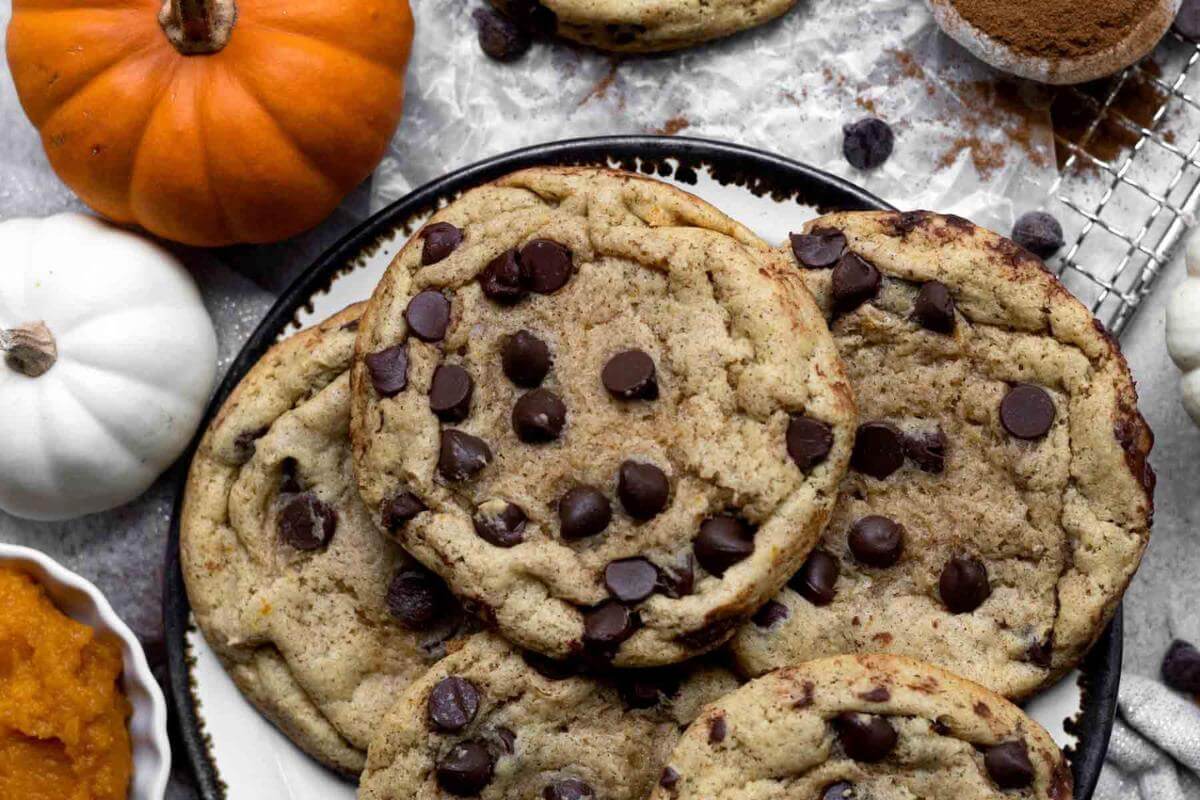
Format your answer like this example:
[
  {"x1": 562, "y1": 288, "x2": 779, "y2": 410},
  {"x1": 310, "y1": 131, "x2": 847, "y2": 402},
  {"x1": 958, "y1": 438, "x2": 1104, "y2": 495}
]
[{"x1": 1044, "y1": 30, "x2": 1200, "y2": 336}]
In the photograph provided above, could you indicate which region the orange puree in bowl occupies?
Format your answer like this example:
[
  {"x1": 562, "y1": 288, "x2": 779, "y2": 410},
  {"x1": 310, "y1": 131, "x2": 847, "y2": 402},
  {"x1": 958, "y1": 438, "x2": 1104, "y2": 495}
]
[{"x1": 0, "y1": 566, "x2": 132, "y2": 800}]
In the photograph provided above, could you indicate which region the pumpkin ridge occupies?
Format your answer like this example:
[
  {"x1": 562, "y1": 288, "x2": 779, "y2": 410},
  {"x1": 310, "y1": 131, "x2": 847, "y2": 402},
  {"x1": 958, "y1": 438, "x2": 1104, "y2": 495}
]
[
  {"x1": 61, "y1": 356, "x2": 203, "y2": 423},
  {"x1": 236, "y1": 20, "x2": 407, "y2": 77},
  {"x1": 192, "y1": 66, "x2": 241, "y2": 243},
  {"x1": 32, "y1": 37, "x2": 164, "y2": 131},
  {"x1": 121, "y1": 55, "x2": 183, "y2": 220}
]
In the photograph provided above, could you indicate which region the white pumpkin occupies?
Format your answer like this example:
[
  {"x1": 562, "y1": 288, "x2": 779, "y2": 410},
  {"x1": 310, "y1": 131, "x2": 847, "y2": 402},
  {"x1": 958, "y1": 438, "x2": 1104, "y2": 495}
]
[
  {"x1": 1167, "y1": 232, "x2": 1200, "y2": 427},
  {"x1": 0, "y1": 214, "x2": 217, "y2": 521}
]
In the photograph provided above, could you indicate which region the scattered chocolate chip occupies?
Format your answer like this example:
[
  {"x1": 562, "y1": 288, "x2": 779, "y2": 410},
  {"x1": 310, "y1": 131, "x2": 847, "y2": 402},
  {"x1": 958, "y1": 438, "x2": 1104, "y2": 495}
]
[
  {"x1": 604, "y1": 558, "x2": 660, "y2": 604},
  {"x1": 822, "y1": 781, "x2": 857, "y2": 800},
  {"x1": 473, "y1": 500, "x2": 527, "y2": 548},
  {"x1": 501, "y1": 330, "x2": 552, "y2": 387},
  {"x1": 789, "y1": 229, "x2": 847, "y2": 268},
  {"x1": 939, "y1": 556, "x2": 991, "y2": 613},
  {"x1": 849, "y1": 516, "x2": 904, "y2": 568},
  {"x1": 1179, "y1": 0, "x2": 1200, "y2": 39},
  {"x1": 617, "y1": 461, "x2": 670, "y2": 519},
  {"x1": 438, "y1": 429, "x2": 492, "y2": 481},
  {"x1": 582, "y1": 600, "x2": 639, "y2": 650},
  {"x1": 495, "y1": 727, "x2": 517, "y2": 753},
  {"x1": 787, "y1": 415, "x2": 834, "y2": 471},
  {"x1": 387, "y1": 568, "x2": 453, "y2": 630},
  {"x1": 405, "y1": 290, "x2": 451, "y2": 342},
  {"x1": 1012, "y1": 211, "x2": 1064, "y2": 259},
  {"x1": 851, "y1": 422, "x2": 905, "y2": 479},
  {"x1": 421, "y1": 222, "x2": 463, "y2": 265},
  {"x1": 708, "y1": 715, "x2": 727, "y2": 744},
  {"x1": 658, "y1": 555, "x2": 696, "y2": 598},
  {"x1": 753, "y1": 600, "x2": 789, "y2": 628},
  {"x1": 984, "y1": 741, "x2": 1035, "y2": 789},
  {"x1": 831, "y1": 252, "x2": 882, "y2": 313},
  {"x1": 903, "y1": 429, "x2": 947, "y2": 474},
  {"x1": 506, "y1": 0, "x2": 558, "y2": 35},
  {"x1": 914, "y1": 281, "x2": 956, "y2": 334},
  {"x1": 660, "y1": 767, "x2": 680, "y2": 789},
  {"x1": 474, "y1": 7, "x2": 532, "y2": 61},
  {"x1": 520, "y1": 239, "x2": 573, "y2": 294},
  {"x1": 1162, "y1": 640, "x2": 1200, "y2": 693},
  {"x1": 792, "y1": 551, "x2": 839, "y2": 605},
  {"x1": 543, "y1": 778, "x2": 594, "y2": 800},
  {"x1": 429, "y1": 364, "x2": 474, "y2": 422},
  {"x1": 382, "y1": 489, "x2": 427, "y2": 532},
  {"x1": 835, "y1": 712, "x2": 898, "y2": 762},
  {"x1": 278, "y1": 493, "x2": 337, "y2": 550},
  {"x1": 480, "y1": 249, "x2": 527, "y2": 304},
  {"x1": 365, "y1": 344, "x2": 409, "y2": 397},
  {"x1": 602, "y1": 349, "x2": 658, "y2": 400},
  {"x1": 428, "y1": 676, "x2": 481, "y2": 732},
  {"x1": 694, "y1": 516, "x2": 755, "y2": 576},
  {"x1": 1000, "y1": 384, "x2": 1056, "y2": 439},
  {"x1": 436, "y1": 740, "x2": 495, "y2": 796},
  {"x1": 842, "y1": 117, "x2": 895, "y2": 170},
  {"x1": 558, "y1": 486, "x2": 612, "y2": 540},
  {"x1": 512, "y1": 388, "x2": 567, "y2": 442}
]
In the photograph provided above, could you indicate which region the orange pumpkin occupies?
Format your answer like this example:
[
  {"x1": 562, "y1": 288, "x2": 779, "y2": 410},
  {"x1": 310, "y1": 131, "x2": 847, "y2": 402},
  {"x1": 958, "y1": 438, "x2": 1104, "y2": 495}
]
[{"x1": 7, "y1": 0, "x2": 414, "y2": 246}]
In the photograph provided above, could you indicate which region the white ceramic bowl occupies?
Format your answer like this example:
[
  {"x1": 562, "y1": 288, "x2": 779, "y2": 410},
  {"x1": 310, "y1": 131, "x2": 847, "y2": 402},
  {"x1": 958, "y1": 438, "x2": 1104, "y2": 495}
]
[{"x1": 0, "y1": 544, "x2": 170, "y2": 799}]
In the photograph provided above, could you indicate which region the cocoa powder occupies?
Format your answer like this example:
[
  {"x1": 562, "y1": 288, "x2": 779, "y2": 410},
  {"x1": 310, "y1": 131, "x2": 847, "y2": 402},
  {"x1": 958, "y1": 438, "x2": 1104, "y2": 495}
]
[{"x1": 950, "y1": 0, "x2": 1159, "y2": 59}]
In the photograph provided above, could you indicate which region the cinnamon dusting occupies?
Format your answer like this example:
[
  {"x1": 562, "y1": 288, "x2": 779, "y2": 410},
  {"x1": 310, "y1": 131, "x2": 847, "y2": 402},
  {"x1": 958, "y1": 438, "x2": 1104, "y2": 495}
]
[{"x1": 949, "y1": 0, "x2": 1159, "y2": 59}]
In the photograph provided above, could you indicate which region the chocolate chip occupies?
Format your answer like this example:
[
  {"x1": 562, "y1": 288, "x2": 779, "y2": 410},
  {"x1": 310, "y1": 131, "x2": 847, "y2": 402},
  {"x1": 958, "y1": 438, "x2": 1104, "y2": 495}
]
[
  {"x1": 831, "y1": 252, "x2": 882, "y2": 313},
  {"x1": 519, "y1": 239, "x2": 572, "y2": 294},
  {"x1": 617, "y1": 671, "x2": 680, "y2": 709},
  {"x1": 658, "y1": 555, "x2": 696, "y2": 598},
  {"x1": 1026, "y1": 636, "x2": 1054, "y2": 668},
  {"x1": 708, "y1": 715, "x2": 727, "y2": 744},
  {"x1": 1162, "y1": 640, "x2": 1200, "y2": 693},
  {"x1": 842, "y1": 117, "x2": 895, "y2": 170},
  {"x1": 382, "y1": 489, "x2": 427, "y2": 532},
  {"x1": 1179, "y1": 0, "x2": 1200, "y2": 38},
  {"x1": 278, "y1": 493, "x2": 337, "y2": 550},
  {"x1": 939, "y1": 556, "x2": 991, "y2": 613},
  {"x1": 233, "y1": 426, "x2": 268, "y2": 461},
  {"x1": 495, "y1": 727, "x2": 517, "y2": 753},
  {"x1": 387, "y1": 568, "x2": 453, "y2": 630},
  {"x1": 543, "y1": 778, "x2": 594, "y2": 800},
  {"x1": 602, "y1": 349, "x2": 658, "y2": 400},
  {"x1": 604, "y1": 558, "x2": 659, "y2": 603},
  {"x1": 279, "y1": 457, "x2": 302, "y2": 495},
  {"x1": 694, "y1": 516, "x2": 755, "y2": 576},
  {"x1": 501, "y1": 330, "x2": 551, "y2": 387},
  {"x1": 789, "y1": 229, "x2": 847, "y2": 268},
  {"x1": 512, "y1": 388, "x2": 567, "y2": 442},
  {"x1": 365, "y1": 344, "x2": 409, "y2": 397},
  {"x1": 835, "y1": 712, "x2": 897, "y2": 762},
  {"x1": 617, "y1": 461, "x2": 670, "y2": 519},
  {"x1": 787, "y1": 415, "x2": 834, "y2": 470},
  {"x1": 984, "y1": 741, "x2": 1035, "y2": 789},
  {"x1": 1000, "y1": 384, "x2": 1056, "y2": 439},
  {"x1": 791, "y1": 550, "x2": 839, "y2": 605},
  {"x1": 436, "y1": 740, "x2": 495, "y2": 796},
  {"x1": 753, "y1": 600, "x2": 789, "y2": 628},
  {"x1": 849, "y1": 516, "x2": 904, "y2": 568},
  {"x1": 860, "y1": 687, "x2": 890, "y2": 702},
  {"x1": 558, "y1": 487, "x2": 612, "y2": 540},
  {"x1": 660, "y1": 767, "x2": 680, "y2": 789},
  {"x1": 428, "y1": 676, "x2": 481, "y2": 732},
  {"x1": 429, "y1": 364, "x2": 474, "y2": 422},
  {"x1": 914, "y1": 281, "x2": 956, "y2": 334},
  {"x1": 903, "y1": 429, "x2": 947, "y2": 474},
  {"x1": 851, "y1": 422, "x2": 905, "y2": 479},
  {"x1": 1012, "y1": 212, "x2": 1064, "y2": 259},
  {"x1": 473, "y1": 500, "x2": 527, "y2": 548},
  {"x1": 480, "y1": 249, "x2": 527, "y2": 304},
  {"x1": 474, "y1": 7, "x2": 532, "y2": 62},
  {"x1": 505, "y1": 0, "x2": 558, "y2": 35},
  {"x1": 421, "y1": 222, "x2": 463, "y2": 265},
  {"x1": 438, "y1": 429, "x2": 492, "y2": 481},
  {"x1": 405, "y1": 290, "x2": 451, "y2": 342},
  {"x1": 582, "y1": 600, "x2": 638, "y2": 648},
  {"x1": 822, "y1": 782, "x2": 857, "y2": 800}
]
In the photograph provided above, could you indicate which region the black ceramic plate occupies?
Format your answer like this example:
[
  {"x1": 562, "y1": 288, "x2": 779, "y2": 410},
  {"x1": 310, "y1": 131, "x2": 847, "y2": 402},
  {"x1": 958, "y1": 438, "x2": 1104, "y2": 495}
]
[{"x1": 164, "y1": 135, "x2": 1120, "y2": 800}]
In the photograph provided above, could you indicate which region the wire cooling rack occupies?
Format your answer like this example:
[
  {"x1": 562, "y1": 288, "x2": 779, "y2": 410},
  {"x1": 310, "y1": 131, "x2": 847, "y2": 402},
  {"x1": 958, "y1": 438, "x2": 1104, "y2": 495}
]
[{"x1": 1044, "y1": 29, "x2": 1200, "y2": 336}]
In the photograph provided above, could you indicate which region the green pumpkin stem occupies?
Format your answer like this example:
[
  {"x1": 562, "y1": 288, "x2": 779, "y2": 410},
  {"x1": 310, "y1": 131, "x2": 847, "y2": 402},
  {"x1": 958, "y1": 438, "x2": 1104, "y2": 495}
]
[
  {"x1": 1, "y1": 321, "x2": 57, "y2": 378},
  {"x1": 159, "y1": 0, "x2": 237, "y2": 54}
]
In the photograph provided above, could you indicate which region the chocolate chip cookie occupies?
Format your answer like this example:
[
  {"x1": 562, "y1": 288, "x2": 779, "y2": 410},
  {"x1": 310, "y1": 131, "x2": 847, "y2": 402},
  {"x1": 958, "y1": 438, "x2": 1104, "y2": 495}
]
[
  {"x1": 651, "y1": 654, "x2": 1073, "y2": 799},
  {"x1": 181, "y1": 305, "x2": 468, "y2": 773},
  {"x1": 358, "y1": 632, "x2": 740, "y2": 799},
  {"x1": 490, "y1": 0, "x2": 800, "y2": 52},
  {"x1": 350, "y1": 167, "x2": 856, "y2": 668},
  {"x1": 733, "y1": 210, "x2": 1154, "y2": 699}
]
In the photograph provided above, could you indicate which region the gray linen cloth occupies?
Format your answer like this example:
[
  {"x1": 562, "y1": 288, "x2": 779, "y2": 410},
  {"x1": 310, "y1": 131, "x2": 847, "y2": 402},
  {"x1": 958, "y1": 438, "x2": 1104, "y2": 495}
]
[{"x1": 1095, "y1": 676, "x2": 1200, "y2": 799}]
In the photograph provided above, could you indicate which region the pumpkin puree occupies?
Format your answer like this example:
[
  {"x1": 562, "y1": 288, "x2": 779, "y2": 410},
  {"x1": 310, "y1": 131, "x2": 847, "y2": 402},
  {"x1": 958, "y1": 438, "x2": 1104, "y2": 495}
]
[{"x1": 0, "y1": 566, "x2": 132, "y2": 800}]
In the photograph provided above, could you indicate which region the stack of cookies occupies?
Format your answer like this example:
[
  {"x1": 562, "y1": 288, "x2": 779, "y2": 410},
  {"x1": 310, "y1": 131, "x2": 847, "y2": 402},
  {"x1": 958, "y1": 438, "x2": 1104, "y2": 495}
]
[{"x1": 181, "y1": 167, "x2": 1154, "y2": 799}]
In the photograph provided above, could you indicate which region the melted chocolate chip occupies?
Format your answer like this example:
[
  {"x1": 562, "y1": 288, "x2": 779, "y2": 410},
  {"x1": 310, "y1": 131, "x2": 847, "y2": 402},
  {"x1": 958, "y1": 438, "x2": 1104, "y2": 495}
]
[
  {"x1": 787, "y1": 415, "x2": 834, "y2": 471},
  {"x1": 660, "y1": 767, "x2": 680, "y2": 789},
  {"x1": 405, "y1": 290, "x2": 451, "y2": 342},
  {"x1": 519, "y1": 239, "x2": 573, "y2": 294},
  {"x1": 429, "y1": 364, "x2": 474, "y2": 422},
  {"x1": 278, "y1": 493, "x2": 337, "y2": 550},
  {"x1": 438, "y1": 430, "x2": 492, "y2": 481},
  {"x1": 849, "y1": 516, "x2": 904, "y2": 568},
  {"x1": 427, "y1": 676, "x2": 481, "y2": 732},
  {"x1": 387, "y1": 568, "x2": 453, "y2": 630},
  {"x1": 558, "y1": 486, "x2": 612, "y2": 540},
  {"x1": 658, "y1": 555, "x2": 695, "y2": 598},
  {"x1": 822, "y1": 782, "x2": 857, "y2": 800},
  {"x1": 1162, "y1": 640, "x2": 1200, "y2": 693},
  {"x1": 501, "y1": 330, "x2": 551, "y2": 387},
  {"x1": 617, "y1": 461, "x2": 670, "y2": 519},
  {"x1": 831, "y1": 252, "x2": 882, "y2": 313},
  {"x1": 382, "y1": 489, "x2": 427, "y2": 532},
  {"x1": 984, "y1": 741, "x2": 1035, "y2": 789},
  {"x1": 708, "y1": 715, "x2": 727, "y2": 744},
  {"x1": 694, "y1": 516, "x2": 755, "y2": 576},
  {"x1": 480, "y1": 249, "x2": 527, "y2": 304},
  {"x1": 421, "y1": 222, "x2": 463, "y2": 265},
  {"x1": 602, "y1": 349, "x2": 658, "y2": 400},
  {"x1": 1026, "y1": 636, "x2": 1054, "y2": 668},
  {"x1": 495, "y1": 727, "x2": 517, "y2": 753},
  {"x1": 835, "y1": 712, "x2": 898, "y2": 762},
  {"x1": 279, "y1": 457, "x2": 301, "y2": 495},
  {"x1": 364, "y1": 344, "x2": 409, "y2": 397},
  {"x1": 1000, "y1": 384, "x2": 1056, "y2": 439},
  {"x1": 790, "y1": 229, "x2": 847, "y2": 268},
  {"x1": 939, "y1": 556, "x2": 991, "y2": 613},
  {"x1": 753, "y1": 600, "x2": 789, "y2": 628},
  {"x1": 436, "y1": 740, "x2": 495, "y2": 796},
  {"x1": 914, "y1": 281, "x2": 956, "y2": 334},
  {"x1": 543, "y1": 778, "x2": 594, "y2": 800},
  {"x1": 843, "y1": 117, "x2": 895, "y2": 170},
  {"x1": 582, "y1": 600, "x2": 638, "y2": 649},
  {"x1": 473, "y1": 500, "x2": 527, "y2": 548},
  {"x1": 512, "y1": 389, "x2": 567, "y2": 442},
  {"x1": 617, "y1": 670, "x2": 680, "y2": 709},
  {"x1": 604, "y1": 558, "x2": 659, "y2": 603},
  {"x1": 791, "y1": 551, "x2": 839, "y2": 605},
  {"x1": 851, "y1": 422, "x2": 905, "y2": 480},
  {"x1": 903, "y1": 429, "x2": 947, "y2": 474}
]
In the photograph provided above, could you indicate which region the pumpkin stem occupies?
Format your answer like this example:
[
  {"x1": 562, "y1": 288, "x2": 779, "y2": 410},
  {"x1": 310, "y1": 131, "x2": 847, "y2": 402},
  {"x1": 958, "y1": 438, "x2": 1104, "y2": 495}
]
[
  {"x1": 159, "y1": 0, "x2": 237, "y2": 54},
  {"x1": 1, "y1": 321, "x2": 57, "y2": 378}
]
